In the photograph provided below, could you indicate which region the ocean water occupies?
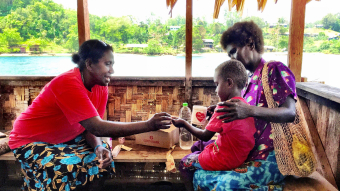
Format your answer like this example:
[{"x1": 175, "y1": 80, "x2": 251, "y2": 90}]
[{"x1": 0, "y1": 53, "x2": 339, "y2": 89}]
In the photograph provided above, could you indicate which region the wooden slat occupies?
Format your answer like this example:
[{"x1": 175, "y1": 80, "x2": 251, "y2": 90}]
[
  {"x1": 284, "y1": 171, "x2": 338, "y2": 191},
  {"x1": 126, "y1": 86, "x2": 132, "y2": 100},
  {"x1": 325, "y1": 109, "x2": 340, "y2": 186},
  {"x1": 125, "y1": 111, "x2": 131, "y2": 122},
  {"x1": 131, "y1": 104, "x2": 137, "y2": 116},
  {"x1": 185, "y1": 0, "x2": 193, "y2": 105},
  {"x1": 112, "y1": 150, "x2": 190, "y2": 162},
  {"x1": 296, "y1": 82, "x2": 340, "y2": 106},
  {"x1": 288, "y1": 0, "x2": 307, "y2": 82},
  {"x1": 77, "y1": 0, "x2": 90, "y2": 46},
  {"x1": 111, "y1": 140, "x2": 191, "y2": 162},
  {"x1": 0, "y1": 152, "x2": 15, "y2": 161},
  {"x1": 299, "y1": 97, "x2": 338, "y2": 188}
]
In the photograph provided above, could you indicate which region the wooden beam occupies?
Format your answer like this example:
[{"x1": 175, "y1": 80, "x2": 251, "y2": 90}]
[
  {"x1": 77, "y1": 0, "x2": 90, "y2": 46},
  {"x1": 185, "y1": 0, "x2": 193, "y2": 105},
  {"x1": 288, "y1": 0, "x2": 307, "y2": 82}
]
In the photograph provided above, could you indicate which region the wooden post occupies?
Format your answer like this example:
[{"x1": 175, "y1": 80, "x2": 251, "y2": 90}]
[
  {"x1": 185, "y1": 0, "x2": 193, "y2": 106},
  {"x1": 77, "y1": 0, "x2": 90, "y2": 46},
  {"x1": 288, "y1": 0, "x2": 307, "y2": 82}
]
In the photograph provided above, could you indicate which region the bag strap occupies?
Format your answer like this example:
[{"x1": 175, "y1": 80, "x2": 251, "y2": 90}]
[{"x1": 262, "y1": 62, "x2": 279, "y2": 109}]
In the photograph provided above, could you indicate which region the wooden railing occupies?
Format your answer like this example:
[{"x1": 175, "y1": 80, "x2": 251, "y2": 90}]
[{"x1": 0, "y1": 77, "x2": 339, "y2": 188}]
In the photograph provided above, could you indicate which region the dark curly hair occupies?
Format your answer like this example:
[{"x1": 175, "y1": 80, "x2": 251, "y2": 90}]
[
  {"x1": 72, "y1": 39, "x2": 113, "y2": 71},
  {"x1": 220, "y1": 21, "x2": 264, "y2": 54},
  {"x1": 215, "y1": 60, "x2": 248, "y2": 89}
]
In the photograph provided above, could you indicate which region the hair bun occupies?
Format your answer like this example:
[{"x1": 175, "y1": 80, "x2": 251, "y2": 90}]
[{"x1": 72, "y1": 53, "x2": 81, "y2": 64}]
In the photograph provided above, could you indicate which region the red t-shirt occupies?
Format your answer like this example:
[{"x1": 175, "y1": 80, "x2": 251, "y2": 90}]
[
  {"x1": 198, "y1": 97, "x2": 256, "y2": 171},
  {"x1": 9, "y1": 68, "x2": 108, "y2": 149}
]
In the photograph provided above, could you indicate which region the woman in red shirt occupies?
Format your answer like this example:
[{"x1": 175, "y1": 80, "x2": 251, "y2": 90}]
[{"x1": 9, "y1": 39, "x2": 171, "y2": 191}]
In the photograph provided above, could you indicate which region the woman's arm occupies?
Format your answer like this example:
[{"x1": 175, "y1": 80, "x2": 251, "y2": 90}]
[
  {"x1": 83, "y1": 130, "x2": 102, "y2": 148},
  {"x1": 79, "y1": 112, "x2": 172, "y2": 138},
  {"x1": 83, "y1": 130, "x2": 112, "y2": 168},
  {"x1": 172, "y1": 118, "x2": 215, "y2": 141},
  {"x1": 216, "y1": 96, "x2": 296, "y2": 123}
]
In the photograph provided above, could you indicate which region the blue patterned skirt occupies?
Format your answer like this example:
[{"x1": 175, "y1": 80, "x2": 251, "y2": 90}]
[
  {"x1": 193, "y1": 151, "x2": 285, "y2": 191},
  {"x1": 12, "y1": 134, "x2": 115, "y2": 190}
]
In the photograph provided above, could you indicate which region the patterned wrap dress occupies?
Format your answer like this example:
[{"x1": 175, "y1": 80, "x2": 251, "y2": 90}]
[
  {"x1": 192, "y1": 59, "x2": 298, "y2": 191},
  {"x1": 12, "y1": 134, "x2": 115, "y2": 191}
]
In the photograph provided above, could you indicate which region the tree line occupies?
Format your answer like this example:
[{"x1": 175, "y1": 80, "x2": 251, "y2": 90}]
[{"x1": 0, "y1": 0, "x2": 339, "y2": 55}]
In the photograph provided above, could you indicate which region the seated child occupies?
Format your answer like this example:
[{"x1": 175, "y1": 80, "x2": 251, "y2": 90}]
[{"x1": 172, "y1": 60, "x2": 256, "y2": 191}]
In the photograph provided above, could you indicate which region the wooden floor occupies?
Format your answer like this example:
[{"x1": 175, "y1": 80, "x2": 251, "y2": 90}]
[{"x1": 0, "y1": 178, "x2": 186, "y2": 191}]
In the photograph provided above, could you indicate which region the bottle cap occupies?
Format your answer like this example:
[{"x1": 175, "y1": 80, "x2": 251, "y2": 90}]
[{"x1": 183, "y1": 103, "x2": 188, "y2": 107}]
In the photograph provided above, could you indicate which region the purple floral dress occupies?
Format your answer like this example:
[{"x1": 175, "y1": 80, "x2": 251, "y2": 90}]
[
  {"x1": 192, "y1": 59, "x2": 297, "y2": 191},
  {"x1": 243, "y1": 58, "x2": 298, "y2": 161}
]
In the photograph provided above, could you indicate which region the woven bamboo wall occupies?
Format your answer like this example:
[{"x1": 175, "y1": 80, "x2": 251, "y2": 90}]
[{"x1": 0, "y1": 77, "x2": 219, "y2": 130}]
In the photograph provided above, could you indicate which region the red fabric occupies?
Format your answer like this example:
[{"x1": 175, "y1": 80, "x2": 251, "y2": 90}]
[
  {"x1": 9, "y1": 68, "x2": 108, "y2": 149},
  {"x1": 198, "y1": 97, "x2": 256, "y2": 171}
]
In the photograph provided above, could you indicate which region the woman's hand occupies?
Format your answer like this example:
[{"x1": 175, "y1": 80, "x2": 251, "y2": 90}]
[
  {"x1": 216, "y1": 99, "x2": 253, "y2": 123},
  {"x1": 206, "y1": 105, "x2": 216, "y2": 121},
  {"x1": 171, "y1": 117, "x2": 187, "y2": 128},
  {"x1": 95, "y1": 146, "x2": 113, "y2": 169},
  {"x1": 147, "y1": 112, "x2": 172, "y2": 131}
]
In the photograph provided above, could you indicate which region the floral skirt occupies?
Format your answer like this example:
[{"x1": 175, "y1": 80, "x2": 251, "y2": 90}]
[
  {"x1": 12, "y1": 134, "x2": 115, "y2": 191},
  {"x1": 193, "y1": 151, "x2": 285, "y2": 191}
]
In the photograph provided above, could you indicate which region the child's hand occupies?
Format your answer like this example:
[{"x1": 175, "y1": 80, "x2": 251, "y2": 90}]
[{"x1": 171, "y1": 117, "x2": 187, "y2": 128}]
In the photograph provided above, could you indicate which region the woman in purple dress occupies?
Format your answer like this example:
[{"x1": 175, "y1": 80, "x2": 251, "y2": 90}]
[{"x1": 192, "y1": 21, "x2": 297, "y2": 190}]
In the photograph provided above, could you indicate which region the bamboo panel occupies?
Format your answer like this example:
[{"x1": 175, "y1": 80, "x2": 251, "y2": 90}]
[
  {"x1": 0, "y1": 82, "x2": 219, "y2": 132},
  {"x1": 126, "y1": 111, "x2": 131, "y2": 122},
  {"x1": 126, "y1": 86, "x2": 132, "y2": 100}
]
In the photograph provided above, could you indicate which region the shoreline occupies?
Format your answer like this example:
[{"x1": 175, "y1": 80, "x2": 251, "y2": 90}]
[
  {"x1": 0, "y1": 52, "x2": 289, "y2": 57},
  {"x1": 0, "y1": 53, "x2": 72, "y2": 57},
  {"x1": 1, "y1": 52, "x2": 332, "y2": 57}
]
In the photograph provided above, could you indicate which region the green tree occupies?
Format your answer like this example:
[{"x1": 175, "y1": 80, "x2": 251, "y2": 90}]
[
  {"x1": 0, "y1": 35, "x2": 9, "y2": 53},
  {"x1": 0, "y1": 28, "x2": 23, "y2": 47},
  {"x1": 172, "y1": 26, "x2": 185, "y2": 48},
  {"x1": 278, "y1": 17, "x2": 287, "y2": 24},
  {"x1": 243, "y1": 16, "x2": 266, "y2": 29},
  {"x1": 278, "y1": 26, "x2": 288, "y2": 34},
  {"x1": 278, "y1": 36, "x2": 288, "y2": 50},
  {"x1": 322, "y1": 13, "x2": 337, "y2": 29},
  {"x1": 224, "y1": 10, "x2": 241, "y2": 28},
  {"x1": 144, "y1": 39, "x2": 161, "y2": 55},
  {"x1": 193, "y1": 26, "x2": 203, "y2": 51},
  {"x1": 319, "y1": 41, "x2": 331, "y2": 51},
  {"x1": 316, "y1": 32, "x2": 328, "y2": 41}
]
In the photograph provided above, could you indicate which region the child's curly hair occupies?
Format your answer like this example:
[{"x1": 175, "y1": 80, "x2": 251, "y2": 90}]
[
  {"x1": 215, "y1": 60, "x2": 248, "y2": 90},
  {"x1": 220, "y1": 21, "x2": 264, "y2": 54}
]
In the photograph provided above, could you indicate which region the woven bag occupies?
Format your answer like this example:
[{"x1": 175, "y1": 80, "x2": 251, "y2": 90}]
[{"x1": 262, "y1": 62, "x2": 316, "y2": 177}]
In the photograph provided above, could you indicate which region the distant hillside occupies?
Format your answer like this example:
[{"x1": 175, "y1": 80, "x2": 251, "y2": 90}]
[
  {"x1": 304, "y1": 28, "x2": 339, "y2": 37},
  {"x1": 266, "y1": 27, "x2": 339, "y2": 37}
]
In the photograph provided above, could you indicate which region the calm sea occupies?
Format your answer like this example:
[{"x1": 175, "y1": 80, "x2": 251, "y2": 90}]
[{"x1": 0, "y1": 53, "x2": 339, "y2": 88}]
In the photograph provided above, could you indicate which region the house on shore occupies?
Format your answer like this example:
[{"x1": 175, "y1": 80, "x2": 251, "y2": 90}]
[
  {"x1": 202, "y1": 39, "x2": 214, "y2": 48},
  {"x1": 29, "y1": 45, "x2": 40, "y2": 52},
  {"x1": 264, "y1": 45, "x2": 275, "y2": 52},
  {"x1": 169, "y1": 26, "x2": 180, "y2": 31}
]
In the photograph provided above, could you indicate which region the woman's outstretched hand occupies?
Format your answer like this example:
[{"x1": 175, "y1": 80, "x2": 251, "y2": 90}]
[
  {"x1": 216, "y1": 99, "x2": 253, "y2": 123},
  {"x1": 147, "y1": 112, "x2": 172, "y2": 131}
]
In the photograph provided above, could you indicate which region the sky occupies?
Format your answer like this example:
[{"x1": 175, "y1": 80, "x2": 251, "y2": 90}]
[{"x1": 53, "y1": 0, "x2": 340, "y2": 24}]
